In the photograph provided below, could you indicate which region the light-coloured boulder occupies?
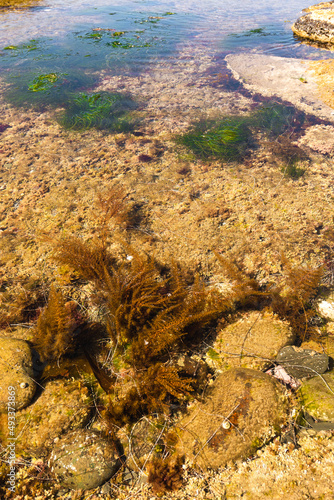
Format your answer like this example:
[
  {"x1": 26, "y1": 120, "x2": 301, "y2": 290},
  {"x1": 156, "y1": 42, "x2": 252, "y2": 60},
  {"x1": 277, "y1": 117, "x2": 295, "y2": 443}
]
[
  {"x1": 176, "y1": 368, "x2": 287, "y2": 469},
  {"x1": 13, "y1": 378, "x2": 92, "y2": 457},
  {"x1": 292, "y1": 3, "x2": 334, "y2": 45},
  {"x1": 297, "y1": 125, "x2": 334, "y2": 156},
  {"x1": 318, "y1": 299, "x2": 334, "y2": 320},
  {"x1": 206, "y1": 311, "x2": 294, "y2": 372}
]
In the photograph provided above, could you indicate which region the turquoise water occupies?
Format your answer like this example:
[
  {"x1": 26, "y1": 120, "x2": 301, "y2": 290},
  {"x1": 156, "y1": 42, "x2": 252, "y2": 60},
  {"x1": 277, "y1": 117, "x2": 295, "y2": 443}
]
[{"x1": 0, "y1": 0, "x2": 332, "y2": 112}]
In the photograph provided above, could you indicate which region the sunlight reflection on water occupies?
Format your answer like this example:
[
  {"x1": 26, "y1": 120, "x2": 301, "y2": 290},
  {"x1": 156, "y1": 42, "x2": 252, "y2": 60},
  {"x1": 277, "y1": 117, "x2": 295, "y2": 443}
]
[
  {"x1": 0, "y1": 0, "x2": 333, "y2": 102},
  {"x1": 0, "y1": 0, "x2": 331, "y2": 59}
]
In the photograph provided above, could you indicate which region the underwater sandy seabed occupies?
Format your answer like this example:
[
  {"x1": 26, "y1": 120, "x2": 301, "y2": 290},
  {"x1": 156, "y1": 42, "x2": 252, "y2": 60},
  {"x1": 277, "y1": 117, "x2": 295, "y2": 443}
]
[
  {"x1": 1, "y1": 27, "x2": 334, "y2": 500},
  {"x1": 1, "y1": 43, "x2": 334, "y2": 281}
]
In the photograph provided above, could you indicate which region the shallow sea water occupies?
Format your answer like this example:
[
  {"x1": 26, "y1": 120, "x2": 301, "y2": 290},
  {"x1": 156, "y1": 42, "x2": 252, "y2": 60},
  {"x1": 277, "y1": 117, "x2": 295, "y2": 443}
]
[
  {"x1": 0, "y1": 0, "x2": 333, "y2": 92},
  {"x1": 2, "y1": 7, "x2": 334, "y2": 495}
]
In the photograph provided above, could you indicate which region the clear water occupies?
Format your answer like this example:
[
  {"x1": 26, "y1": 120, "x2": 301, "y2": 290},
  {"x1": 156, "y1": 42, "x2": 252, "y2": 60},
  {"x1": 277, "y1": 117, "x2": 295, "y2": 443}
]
[{"x1": 0, "y1": 0, "x2": 333, "y2": 111}]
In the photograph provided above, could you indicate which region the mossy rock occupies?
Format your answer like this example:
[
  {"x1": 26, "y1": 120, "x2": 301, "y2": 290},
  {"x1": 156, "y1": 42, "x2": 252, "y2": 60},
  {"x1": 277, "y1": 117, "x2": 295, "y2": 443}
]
[
  {"x1": 0, "y1": 337, "x2": 36, "y2": 411},
  {"x1": 300, "y1": 338, "x2": 334, "y2": 363},
  {"x1": 299, "y1": 370, "x2": 334, "y2": 420},
  {"x1": 12, "y1": 379, "x2": 92, "y2": 457},
  {"x1": 176, "y1": 368, "x2": 287, "y2": 469},
  {"x1": 0, "y1": 0, "x2": 41, "y2": 7},
  {"x1": 206, "y1": 311, "x2": 294, "y2": 373},
  {"x1": 118, "y1": 414, "x2": 172, "y2": 472}
]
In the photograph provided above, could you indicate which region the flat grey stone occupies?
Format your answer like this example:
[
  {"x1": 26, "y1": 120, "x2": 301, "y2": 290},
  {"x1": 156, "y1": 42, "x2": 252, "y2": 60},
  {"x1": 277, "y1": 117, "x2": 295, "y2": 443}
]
[{"x1": 276, "y1": 345, "x2": 328, "y2": 379}]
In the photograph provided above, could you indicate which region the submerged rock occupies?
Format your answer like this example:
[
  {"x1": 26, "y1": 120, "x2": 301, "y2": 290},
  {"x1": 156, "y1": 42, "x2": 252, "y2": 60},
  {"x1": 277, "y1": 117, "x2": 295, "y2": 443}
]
[
  {"x1": 276, "y1": 345, "x2": 329, "y2": 379},
  {"x1": 176, "y1": 368, "x2": 287, "y2": 469},
  {"x1": 14, "y1": 378, "x2": 92, "y2": 457},
  {"x1": 120, "y1": 414, "x2": 170, "y2": 472},
  {"x1": 297, "y1": 125, "x2": 334, "y2": 156},
  {"x1": 206, "y1": 311, "x2": 294, "y2": 372},
  {"x1": 292, "y1": 3, "x2": 334, "y2": 45},
  {"x1": 225, "y1": 53, "x2": 334, "y2": 121},
  {"x1": 299, "y1": 370, "x2": 334, "y2": 420},
  {"x1": 49, "y1": 429, "x2": 122, "y2": 490},
  {"x1": 175, "y1": 354, "x2": 209, "y2": 389},
  {"x1": 0, "y1": 337, "x2": 36, "y2": 411}
]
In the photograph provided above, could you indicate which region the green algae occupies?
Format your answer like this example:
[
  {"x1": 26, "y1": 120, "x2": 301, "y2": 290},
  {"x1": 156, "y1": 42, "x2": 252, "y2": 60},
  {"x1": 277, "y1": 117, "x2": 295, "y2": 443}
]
[
  {"x1": 28, "y1": 72, "x2": 67, "y2": 93},
  {"x1": 252, "y1": 102, "x2": 304, "y2": 138},
  {"x1": 4, "y1": 40, "x2": 39, "y2": 51},
  {"x1": 298, "y1": 371, "x2": 334, "y2": 421},
  {"x1": 230, "y1": 27, "x2": 270, "y2": 38},
  {"x1": 57, "y1": 91, "x2": 138, "y2": 131},
  {"x1": 175, "y1": 103, "x2": 307, "y2": 162},
  {"x1": 3, "y1": 68, "x2": 138, "y2": 131},
  {"x1": 281, "y1": 160, "x2": 305, "y2": 179},
  {"x1": 77, "y1": 28, "x2": 153, "y2": 49},
  {"x1": 4, "y1": 70, "x2": 97, "y2": 110},
  {"x1": 176, "y1": 117, "x2": 252, "y2": 161}
]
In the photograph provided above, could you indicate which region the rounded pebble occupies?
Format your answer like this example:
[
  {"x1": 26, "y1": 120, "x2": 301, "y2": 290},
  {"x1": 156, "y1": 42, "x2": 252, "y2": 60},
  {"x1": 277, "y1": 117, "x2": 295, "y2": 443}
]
[{"x1": 49, "y1": 429, "x2": 122, "y2": 490}]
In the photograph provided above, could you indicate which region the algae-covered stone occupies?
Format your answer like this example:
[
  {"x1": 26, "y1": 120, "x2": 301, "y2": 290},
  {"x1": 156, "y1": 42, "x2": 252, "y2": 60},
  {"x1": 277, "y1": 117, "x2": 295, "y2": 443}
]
[
  {"x1": 49, "y1": 429, "x2": 122, "y2": 490},
  {"x1": 120, "y1": 414, "x2": 172, "y2": 472},
  {"x1": 13, "y1": 378, "x2": 92, "y2": 457},
  {"x1": 176, "y1": 368, "x2": 287, "y2": 469},
  {"x1": 206, "y1": 311, "x2": 294, "y2": 372},
  {"x1": 321, "y1": 336, "x2": 334, "y2": 360},
  {"x1": 276, "y1": 345, "x2": 329, "y2": 379},
  {"x1": 0, "y1": 337, "x2": 36, "y2": 411},
  {"x1": 299, "y1": 370, "x2": 334, "y2": 420}
]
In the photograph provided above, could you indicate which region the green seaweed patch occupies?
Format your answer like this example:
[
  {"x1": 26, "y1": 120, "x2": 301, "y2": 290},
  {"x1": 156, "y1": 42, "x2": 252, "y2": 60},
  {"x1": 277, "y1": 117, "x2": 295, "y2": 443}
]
[
  {"x1": 176, "y1": 117, "x2": 252, "y2": 161},
  {"x1": 77, "y1": 29, "x2": 152, "y2": 49},
  {"x1": 206, "y1": 348, "x2": 220, "y2": 361},
  {"x1": 3, "y1": 39, "x2": 39, "y2": 52},
  {"x1": 57, "y1": 91, "x2": 138, "y2": 131},
  {"x1": 135, "y1": 16, "x2": 163, "y2": 24},
  {"x1": 3, "y1": 71, "x2": 97, "y2": 109},
  {"x1": 78, "y1": 30, "x2": 125, "y2": 41},
  {"x1": 28, "y1": 72, "x2": 67, "y2": 93},
  {"x1": 229, "y1": 27, "x2": 271, "y2": 38},
  {"x1": 174, "y1": 103, "x2": 306, "y2": 163},
  {"x1": 252, "y1": 103, "x2": 303, "y2": 138},
  {"x1": 81, "y1": 32, "x2": 104, "y2": 41},
  {"x1": 281, "y1": 160, "x2": 305, "y2": 179}
]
